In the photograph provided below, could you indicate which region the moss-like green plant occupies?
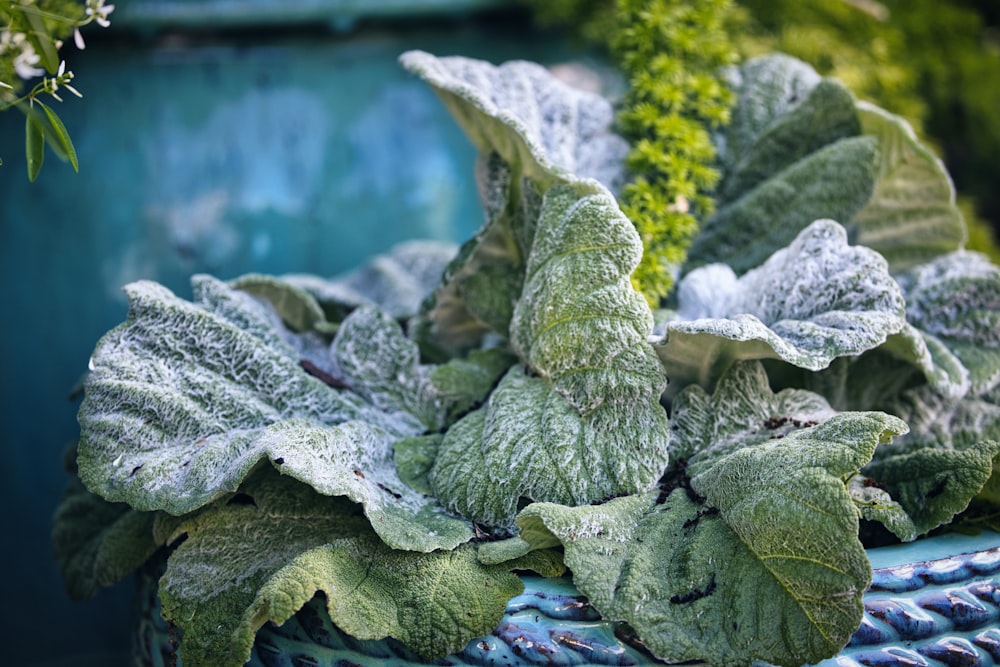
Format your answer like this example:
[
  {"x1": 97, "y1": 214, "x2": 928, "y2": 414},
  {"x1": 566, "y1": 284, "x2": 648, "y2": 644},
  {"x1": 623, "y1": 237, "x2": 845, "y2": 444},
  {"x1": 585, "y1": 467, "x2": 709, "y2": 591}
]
[{"x1": 613, "y1": 0, "x2": 738, "y2": 306}]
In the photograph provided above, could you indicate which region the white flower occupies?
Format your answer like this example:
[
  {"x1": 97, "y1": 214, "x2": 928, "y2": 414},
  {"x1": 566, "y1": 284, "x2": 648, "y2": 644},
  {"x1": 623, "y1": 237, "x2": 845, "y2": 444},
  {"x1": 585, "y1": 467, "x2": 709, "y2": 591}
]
[
  {"x1": 44, "y1": 61, "x2": 83, "y2": 101},
  {"x1": 2, "y1": 31, "x2": 45, "y2": 79},
  {"x1": 74, "y1": 28, "x2": 86, "y2": 50},
  {"x1": 14, "y1": 42, "x2": 44, "y2": 80},
  {"x1": 86, "y1": 0, "x2": 116, "y2": 28}
]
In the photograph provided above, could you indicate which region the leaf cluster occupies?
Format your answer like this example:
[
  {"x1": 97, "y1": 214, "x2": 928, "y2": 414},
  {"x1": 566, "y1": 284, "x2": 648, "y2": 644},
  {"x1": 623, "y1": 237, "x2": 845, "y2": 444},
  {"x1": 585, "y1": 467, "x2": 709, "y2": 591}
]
[{"x1": 51, "y1": 34, "x2": 1000, "y2": 667}]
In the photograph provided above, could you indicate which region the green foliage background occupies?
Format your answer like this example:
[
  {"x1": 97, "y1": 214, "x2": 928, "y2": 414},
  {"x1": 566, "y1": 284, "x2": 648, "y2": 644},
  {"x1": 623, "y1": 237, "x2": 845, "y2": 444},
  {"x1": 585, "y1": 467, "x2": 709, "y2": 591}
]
[{"x1": 520, "y1": 0, "x2": 1000, "y2": 263}]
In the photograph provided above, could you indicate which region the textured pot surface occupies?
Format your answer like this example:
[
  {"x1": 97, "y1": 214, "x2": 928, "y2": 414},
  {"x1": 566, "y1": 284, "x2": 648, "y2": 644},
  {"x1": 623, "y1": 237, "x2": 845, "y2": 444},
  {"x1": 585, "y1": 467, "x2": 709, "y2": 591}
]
[{"x1": 136, "y1": 530, "x2": 1000, "y2": 666}]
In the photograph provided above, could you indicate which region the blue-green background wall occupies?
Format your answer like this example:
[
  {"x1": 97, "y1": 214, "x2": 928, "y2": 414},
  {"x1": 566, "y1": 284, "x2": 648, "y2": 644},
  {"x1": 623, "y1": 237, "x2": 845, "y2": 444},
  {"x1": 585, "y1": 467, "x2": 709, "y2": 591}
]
[{"x1": 0, "y1": 4, "x2": 582, "y2": 664}]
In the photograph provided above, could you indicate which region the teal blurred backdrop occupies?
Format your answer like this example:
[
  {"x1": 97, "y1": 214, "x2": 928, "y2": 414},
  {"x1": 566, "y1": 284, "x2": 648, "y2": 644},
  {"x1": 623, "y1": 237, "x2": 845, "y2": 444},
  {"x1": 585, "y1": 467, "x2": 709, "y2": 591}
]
[{"x1": 0, "y1": 2, "x2": 584, "y2": 664}]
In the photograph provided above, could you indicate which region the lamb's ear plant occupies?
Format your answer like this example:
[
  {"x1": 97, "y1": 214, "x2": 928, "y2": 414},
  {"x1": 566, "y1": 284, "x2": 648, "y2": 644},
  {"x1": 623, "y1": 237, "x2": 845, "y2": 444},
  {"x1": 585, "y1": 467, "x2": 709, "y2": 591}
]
[{"x1": 54, "y1": 43, "x2": 1000, "y2": 667}]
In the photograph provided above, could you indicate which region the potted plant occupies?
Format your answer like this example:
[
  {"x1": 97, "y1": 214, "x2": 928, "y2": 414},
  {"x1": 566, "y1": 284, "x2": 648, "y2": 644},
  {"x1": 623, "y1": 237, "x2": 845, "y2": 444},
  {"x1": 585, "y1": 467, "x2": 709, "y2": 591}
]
[{"x1": 53, "y1": 6, "x2": 1000, "y2": 667}]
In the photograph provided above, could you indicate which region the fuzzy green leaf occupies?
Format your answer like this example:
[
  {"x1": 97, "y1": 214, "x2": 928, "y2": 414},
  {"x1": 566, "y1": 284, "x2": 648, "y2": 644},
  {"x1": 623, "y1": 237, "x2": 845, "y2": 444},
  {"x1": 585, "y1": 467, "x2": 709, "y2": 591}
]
[
  {"x1": 329, "y1": 304, "x2": 448, "y2": 432},
  {"x1": 282, "y1": 240, "x2": 458, "y2": 321},
  {"x1": 717, "y1": 56, "x2": 860, "y2": 204},
  {"x1": 393, "y1": 434, "x2": 442, "y2": 496},
  {"x1": 717, "y1": 53, "x2": 823, "y2": 169},
  {"x1": 669, "y1": 360, "x2": 837, "y2": 466},
  {"x1": 428, "y1": 347, "x2": 517, "y2": 423},
  {"x1": 852, "y1": 102, "x2": 966, "y2": 271},
  {"x1": 509, "y1": 183, "x2": 664, "y2": 412},
  {"x1": 411, "y1": 153, "x2": 542, "y2": 353},
  {"x1": 658, "y1": 220, "x2": 907, "y2": 393},
  {"x1": 865, "y1": 441, "x2": 1000, "y2": 538},
  {"x1": 399, "y1": 50, "x2": 628, "y2": 190},
  {"x1": 688, "y1": 135, "x2": 878, "y2": 274},
  {"x1": 848, "y1": 475, "x2": 918, "y2": 542},
  {"x1": 228, "y1": 273, "x2": 327, "y2": 333},
  {"x1": 429, "y1": 184, "x2": 669, "y2": 528},
  {"x1": 52, "y1": 478, "x2": 159, "y2": 601},
  {"x1": 859, "y1": 381, "x2": 1000, "y2": 537},
  {"x1": 516, "y1": 369, "x2": 905, "y2": 666},
  {"x1": 159, "y1": 469, "x2": 558, "y2": 667},
  {"x1": 401, "y1": 50, "x2": 629, "y2": 354},
  {"x1": 78, "y1": 275, "x2": 471, "y2": 551},
  {"x1": 898, "y1": 251, "x2": 1000, "y2": 395}
]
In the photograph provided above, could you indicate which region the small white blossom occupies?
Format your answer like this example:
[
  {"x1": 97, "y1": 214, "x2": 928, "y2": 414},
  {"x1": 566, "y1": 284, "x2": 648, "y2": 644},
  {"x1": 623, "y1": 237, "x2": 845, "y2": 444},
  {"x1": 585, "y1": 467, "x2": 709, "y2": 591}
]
[
  {"x1": 74, "y1": 28, "x2": 86, "y2": 50},
  {"x1": 14, "y1": 42, "x2": 44, "y2": 80},
  {"x1": 1, "y1": 30, "x2": 45, "y2": 79},
  {"x1": 44, "y1": 61, "x2": 83, "y2": 101},
  {"x1": 86, "y1": 0, "x2": 116, "y2": 28}
]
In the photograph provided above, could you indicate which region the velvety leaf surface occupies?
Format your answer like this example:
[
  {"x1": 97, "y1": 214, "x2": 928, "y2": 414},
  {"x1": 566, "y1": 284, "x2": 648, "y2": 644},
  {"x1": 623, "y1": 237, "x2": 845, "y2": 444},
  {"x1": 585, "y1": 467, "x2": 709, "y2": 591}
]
[
  {"x1": 428, "y1": 347, "x2": 516, "y2": 423},
  {"x1": 429, "y1": 184, "x2": 669, "y2": 528},
  {"x1": 852, "y1": 103, "x2": 966, "y2": 271},
  {"x1": 401, "y1": 49, "x2": 628, "y2": 355},
  {"x1": 509, "y1": 183, "x2": 663, "y2": 413},
  {"x1": 848, "y1": 475, "x2": 918, "y2": 542},
  {"x1": 717, "y1": 53, "x2": 822, "y2": 169},
  {"x1": 228, "y1": 274, "x2": 327, "y2": 333},
  {"x1": 862, "y1": 382, "x2": 1000, "y2": 536},
  {"x1": 411, "y1": 153, "x2": 539, "y2": 354},
  {"x1": 158, "y1": 469, "x2": 560, "y2": 667},
  {"x1": 515, "y1": 360, "x2": 905, "y2": 665},
  {"x1": 393, "y1": 434, "x2": 443, "y2": 496},
  {"x1": 77, "y1": 276, "x2": 470, "y2": 551},
  {"x1": 52, "y1": 477, "x2": 159, "y2": 601},
  {"x1": 281, "y1": 240, "x2": 457, "y2": 320},
  {"x1": 898, "y1": 251, "x2": 1000, "y2": 395},
  {"x1": 658, "y1": 220, "x2": 907, "y2": 392},
  {"x1": 864, "y1": 440, "x2": 1000, "y2": 538},
  {"x1": 717, "y1": 54, "x2": 860, "y2": 205},
  {"x1": 329, "y1": 305, "x2": 446, "y2": 431},
  {"x1": 669, "y1": 360, "x2": 836, "y2": 466},
  {"x1": 400, "y1": 50, "x2": 628, "y2": 190},
  {"x1": 688, "y1": 136, "x2": 877, "y2": 274}
]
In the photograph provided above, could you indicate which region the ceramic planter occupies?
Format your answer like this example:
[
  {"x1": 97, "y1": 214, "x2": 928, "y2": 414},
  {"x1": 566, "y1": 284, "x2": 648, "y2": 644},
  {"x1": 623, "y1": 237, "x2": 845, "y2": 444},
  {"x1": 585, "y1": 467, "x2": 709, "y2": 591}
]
[{"x1": 134, "y1": 530, "x2": 1000, "y2": 667}]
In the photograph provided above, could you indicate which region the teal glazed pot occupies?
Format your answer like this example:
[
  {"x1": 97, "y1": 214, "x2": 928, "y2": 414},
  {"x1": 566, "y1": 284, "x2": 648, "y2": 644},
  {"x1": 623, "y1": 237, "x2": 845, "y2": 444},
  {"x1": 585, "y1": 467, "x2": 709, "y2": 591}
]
[{"x1": 135, "y1": 530, "x2": 1000, "y2": 667}]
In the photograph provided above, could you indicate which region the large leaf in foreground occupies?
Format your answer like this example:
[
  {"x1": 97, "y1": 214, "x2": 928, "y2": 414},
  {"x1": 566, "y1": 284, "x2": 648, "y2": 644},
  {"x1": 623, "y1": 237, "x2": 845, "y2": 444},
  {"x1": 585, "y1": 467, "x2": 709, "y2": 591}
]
[
  {"x1": 429, "y1": 184, "x2": 669, "y2": 528},
  {"x1": 658, "y1": 219, "x2": 907, "y2": 393},
  {"x1": 159, "y1": 469, "x2": 563, "y2": 667},
  {"x1": 78, "y1": 276, "x2": 470, "y2": 551},
  {"x1": 519, "y1": 414, "x2": 901, "y2": 666}
]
